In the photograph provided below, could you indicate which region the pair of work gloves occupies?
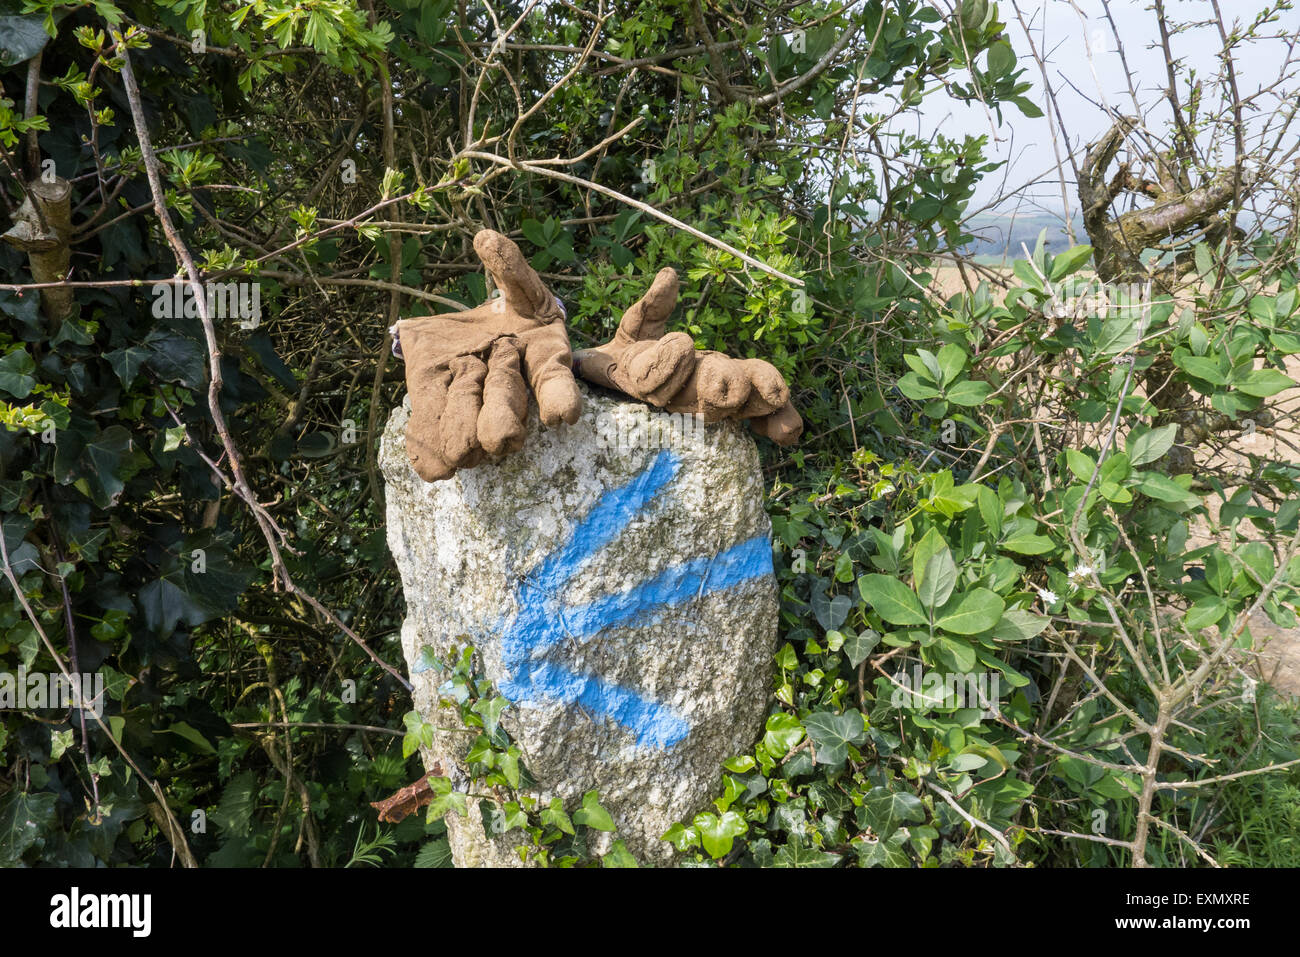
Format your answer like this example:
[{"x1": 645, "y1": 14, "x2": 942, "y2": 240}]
[{"x1": 393, "y1": 229, "x2": 802, "y2": 482}]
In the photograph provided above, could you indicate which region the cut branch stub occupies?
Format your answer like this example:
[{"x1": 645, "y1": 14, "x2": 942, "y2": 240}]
[{"x1": 2, "y1": 177, "x2": 75, "y2": 324}]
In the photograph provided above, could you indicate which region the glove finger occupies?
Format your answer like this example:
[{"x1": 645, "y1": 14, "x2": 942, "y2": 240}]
[
  {"x1": 694, "y1": 352, "x2": 751, "y2": 418},
  {"x1": 479, "y1": 338, "x2": 529, "y2": 457},
  {"x1": 748, "y1": 400, "x2": 804, "y2": 447},
  {"x1": 535, "y1": 369, "x2": 583, "y2": 428},
  {"x1": 440, "y1": 354, "x2": 488, "y2": 467},
  {"x1": 621, "y1": 332, "x2": 696, "y2": 406},
  {"x1": 473, "y1": 229, "x2": 562, "y2": 322},
  {"x1": 519, "y1": 326, "x2": 583, "y2": 427},
  {"x1": 571, "y1": 347, "x2": 618, "y2": 391},
  {"x1": 401, "y1": 327, "x2": 455, "y2": 481},
  {"x1": 616, "y1": 267, "x2": 679, "y2": 344},
  {"x1": 734, "y1": 358, "x2": 790, "y2": 418}
]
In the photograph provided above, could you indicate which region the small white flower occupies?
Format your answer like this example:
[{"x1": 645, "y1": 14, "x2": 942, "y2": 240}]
[
  {"x1": 1037, "y1": 587, "x2": 1059, "y2": 604},
  {"x1": 1068, "y1": 564, "x2": 1093, "y2": 580}
]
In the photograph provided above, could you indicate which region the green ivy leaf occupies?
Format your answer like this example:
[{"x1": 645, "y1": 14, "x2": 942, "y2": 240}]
[
  {"x1": 573, "y1": 790, "x2": 616, "y2": 832},
  {"x1": 803, "y1": 709, "x2": 866, "y2": 765},
  {"x1": 774, "y1": 839, "x2": 840, "y2": 867},
  {"x1": 693, "y1": 810, "x2": 747, "y2": 859},
  {"x1": 661, "y1": 822, "x2": 700, "y2": 852},
  {"x1": 0, "y1": 790, "x2": 58, "y2": 864},
  {"x1": 858, "y1": 786, "x2": 926, "y2": 838},
  {"x1": 471, "y1": 695, "x2": 509, "y2": 736},
  {"x1": 0, "y1": 348, "x2": 36, "y2": 398},
  {"x1": 842, "y1": 628, "x2": 880, "y2": 666},
  {"x1": 601, "y1": 839, "x2": 639, "y2": 867},
  {"x1": 762, "y1": 712, "x2": 804, "y2": 755},
  {"x1": 540, "y1": 797, "x2": 574, "y2": 836}
]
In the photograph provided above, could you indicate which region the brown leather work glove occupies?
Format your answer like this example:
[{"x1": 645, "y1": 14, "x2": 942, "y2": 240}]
[
  {"x1": 394, "y1": 230, "x2": 582, "y2": 482},
  {"x1": 571, "y1": 268, "x2": 803, "y2": 446}
]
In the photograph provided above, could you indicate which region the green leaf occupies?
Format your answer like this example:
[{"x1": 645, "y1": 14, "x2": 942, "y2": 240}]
[
  {"x1": 1126, "y1": 424, "x2": 1178, "y2": 467},
  {"x1": 1095, "y1": 312, "x2": 1140, "y2": 356},
  {"x1": 990, "y1": 609, "x2": 1049, "y2": 641},
  {"x1": 946, "y1": 379, "x2": 992, "y2": 406},
  {"x1": 977, "y1": 486, "x2": 1003, "y2": 538},
  {"x1": 1065, "y1": 449, "x2": 1095, "y2": 481},
  {"x1": 573, "y1": 790, "x2": 616, "y2": 832},
  {"x1": 0, "y1": 13, "x2": 53, "y2": 67},
  {"x1": 414, "y1": 840, "x2": 453, "y2": 868},
  {"x1": 210, "y1": 772, "x2": 257, "y2": 837},
  {"x1": 1237, "y1": 541, "x2": 1275, "y2": 586},
  {"x1": 497, "y1": 746, "x2": 521, "y2": 789},
  {"x1": 1049, "y1": 245, "x2": 1093, "y2": 281},
  {"x1": 859, "y1": 574, "x2": 927, "y2": 626},
  {"x1": 811, "y1": 586, "x2": 851, "y2": 631},
  {"x1": 908, "y1": 197, "x2": 942, "y2": 221},
  {"x1": 897, "y1": 372, "x2": 941, "y2": 400},
  {"x1": 842, "y1": 628, "x2": 880, "y2": 666},
  {"x1": 763, "y1": 713, "x2": 804, "y2": 755},
  {"x1": 935, "y1": 343, "x2": 967, "y2": 386},
  {"x1": 858, "y1": 786, "x2": 926, "y2": 838},
  {"x1": 601, "y1": 839, "x2": 639, "y2": 867},
  {"x1": 935, "y1": 633, "x2": 977, "y2": 671},
  {"x1": 774, "y1": 840, "x2": 840, "y2": 867},
  {"x1": 661, "y1": 822, "x2": 700, "y2": 852},
  {"x1": 999, "y1": 534, "x2": 1054, "y2": 555},
  {"x1": 1011, "y1": 95, "x2": 1044, "y2": 118},
  {"x1": 1184, "y1": 597, "x2": 1227, "y2": 632},
  {"x1": 803, "y1": 709, "x2": 866, "y2": 765},
  {"x1": 540, "y1": 798, "x2": 574, "y2": 836},
  {"x1": 0, "y1": 790, "x2": 57, "y2": 864},
  {"x1": 987, "y1": 40, "x2": 1015, "y2": 76},
  {"x1": 164, "y1": 721, "x2": 217, "y2": 754},
  {"x1": 856, "y1": 830, "x2": 911, "y2": 867},
  {"x1": 471, "y1": 695, "x2": 508, "y2": 736},
  {"x1": 1137, "y1": 473, "x2": 1197, "y2": 507},
  {"x1": 934, "y1": 588, "x2": 1005, "y2": 635},
  {"x1": 1173, "y1": 353, "x2": 1227, "y2": 385},
  {"x1": 520, "y1": 219, "x2": 548, "y2": 248},
  {"x1": 916, "y1": 542, "x2": 957, "y2": 612},
  {"x1": 1204, "y1": 549, "x2": 1231, "y2": 594},
  {"x1": 1194, "y1": 243, "x2": 1214, "y2": 277},
  {"x1": 693, "y1": 810, "x2": 747, "y2": 859},
  {"x1": 0, "y1": 348, "x2": 36, "y2": 398},
  {"x1": 1234, "y1": 367, "x2": 1295, "y2": 398}
]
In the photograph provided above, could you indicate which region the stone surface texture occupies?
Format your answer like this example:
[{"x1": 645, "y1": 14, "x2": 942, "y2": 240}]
[{"x1": 379, "y1": 384, "x2": 777, "y2": 866}]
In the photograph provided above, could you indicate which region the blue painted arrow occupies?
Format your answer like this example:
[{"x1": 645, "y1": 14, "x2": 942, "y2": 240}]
[{"x1": 462, "y1": 449, "x2": 773, "y2": 749}]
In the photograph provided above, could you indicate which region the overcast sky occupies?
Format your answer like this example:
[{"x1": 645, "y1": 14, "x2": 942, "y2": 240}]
[{"x1": 917, "y1": 0, "x2": 1300, "y2": 215}]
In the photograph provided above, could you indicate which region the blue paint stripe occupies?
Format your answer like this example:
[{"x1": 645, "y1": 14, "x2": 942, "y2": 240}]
[
  {"x1": 504, "y1": 661, "x2": 690, "y2": 748},
  {"x1": 529, "y1": 450, "x2": 681, "y2": 591},
  {"x1": 540, "y1": 534, "x2": 774, "y2": 647}
]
